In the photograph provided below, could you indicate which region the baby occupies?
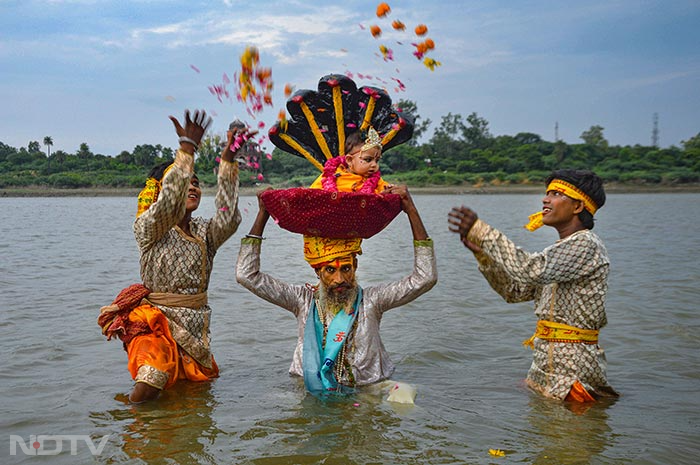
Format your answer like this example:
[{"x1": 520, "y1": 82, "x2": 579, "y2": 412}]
[{"x1": 310, "y1": 127, "x2": 391, "y2": 194}]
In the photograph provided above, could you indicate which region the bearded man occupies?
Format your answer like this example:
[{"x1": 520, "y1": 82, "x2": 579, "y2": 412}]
[{"x1": 235, "y1": 185, "x2": 437, "y2": 395}]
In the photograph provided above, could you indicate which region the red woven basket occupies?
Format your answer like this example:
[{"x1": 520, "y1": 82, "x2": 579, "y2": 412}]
[{"x1": 261, "y1": 188, "x2": 402, "y2": 239}]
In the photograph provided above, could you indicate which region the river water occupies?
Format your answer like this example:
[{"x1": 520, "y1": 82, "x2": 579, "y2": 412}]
[{"x1": 1, "y1": 193, "x2": 699, "y2": 464}]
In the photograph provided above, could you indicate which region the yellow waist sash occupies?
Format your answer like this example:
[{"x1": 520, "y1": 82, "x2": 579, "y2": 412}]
[{"x1": 523, "y1": 320, "x2": 599, "y2": 349}]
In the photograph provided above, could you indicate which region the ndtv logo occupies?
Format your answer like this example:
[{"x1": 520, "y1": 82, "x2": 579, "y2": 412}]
[{"x1": 10, "y1": 435, "x2": 110, "y2": 456}]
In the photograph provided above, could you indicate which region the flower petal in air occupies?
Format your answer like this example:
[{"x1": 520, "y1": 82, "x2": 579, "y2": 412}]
[
  {"x1": 414, "y1": 24, "x2": 428, "y2": 36},
  {"x1": 392, "y1": 20, "x2": 405, "y2": 31},
  {"x1": 423, "y1": 57, "x2": 441, "y2": 71},
  {"x1": 376, "y1": 2, "x2": 391, "y2": 18},
  {"x1": 379, "y1": 44, "x2": 394, "y2": 62},
  {"x1": 370, "y1": 25, "x2": 382, "y2": 38}
]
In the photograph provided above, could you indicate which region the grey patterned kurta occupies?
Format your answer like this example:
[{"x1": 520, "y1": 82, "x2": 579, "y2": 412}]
[
  {"x1": 236, "y1": 238, "x2": 437, "y2": 386},
  {"x1": 467, "y1": 220, "x2": 616, "y2": 400},
  {"x1": 134, "y1": 150, "x2": 241, "y2": 369}
]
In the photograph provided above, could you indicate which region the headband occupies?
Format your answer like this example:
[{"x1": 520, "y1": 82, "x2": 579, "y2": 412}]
[{"x1": 524, "y1": 179, "x2": 599, "y2": 231}]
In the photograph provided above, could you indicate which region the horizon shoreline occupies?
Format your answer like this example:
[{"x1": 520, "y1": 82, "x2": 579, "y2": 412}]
[{"x1": 3, "y1": 182, "x2": 700, "y2": 197}]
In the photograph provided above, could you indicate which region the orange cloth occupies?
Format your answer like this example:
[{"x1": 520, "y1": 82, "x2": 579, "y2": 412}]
[
  {"x1": 126, "y1": 303, "x2": 218, "y2": 390},
  {"x1": 565, "y1": 380, "x2": 596, "y2": 403}
]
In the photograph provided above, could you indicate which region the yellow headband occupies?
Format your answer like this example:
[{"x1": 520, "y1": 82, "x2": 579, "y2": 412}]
[
  {"x1": 136, "y1": 164, "x2": 173, "y2": 217},
  {"x1": 303, "y1": 235, "x2": 362, "y2": 268},
  {"x1": 361, "y1": 127, "x2": 382, "y2": 152},
  {"x1": 524, "y1": 179, "x2": 599, "y2": 231}
]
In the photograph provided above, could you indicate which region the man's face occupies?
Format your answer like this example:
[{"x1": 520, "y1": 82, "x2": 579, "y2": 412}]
[
  {"x1": 185, "y1": 175, "x2": 202, "y2": 213},
  {"x1": 541, "y1": 189, "x2": 583, "y2": 228},
  {"x1": 316, "y1": 256, "x2": 357, "y2": 300}
]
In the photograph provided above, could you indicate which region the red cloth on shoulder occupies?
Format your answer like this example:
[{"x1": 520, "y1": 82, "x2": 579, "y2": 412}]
[{"x1": 261, "y1": 188, "x2": 401, "y2": 239}]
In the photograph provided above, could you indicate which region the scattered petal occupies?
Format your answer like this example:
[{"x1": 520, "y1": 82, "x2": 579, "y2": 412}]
[
  {"x1": 392, "y1": 20, "x2": 405, "y2": 31},
  {"x1": 376, "y1": 2, "x2": 391, "y2": 18},
  {"x1": 415, "y1": 24, "x2": 428, "y2": 36},
  {"x1": 379, "y1": 44, "x2": 394, "y2": 62},
  {"x1": 219, "y1": 206, "x2": 229, "y2": 211},
  {"x1": 423, "y1": 57, "x2": 441, "y2": 71},
  {"x1": 370, "y1": 25, "x2": 382, "y2": 38},
  {"x1": 489, "y1": 449, "x2": 506, "y2": 457},
  {"x1": 190, "y1": 64, "x2": 201, "y2": 73}
]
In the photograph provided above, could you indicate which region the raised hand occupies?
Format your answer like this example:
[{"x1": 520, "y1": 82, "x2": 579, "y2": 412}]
[
  {"x1": 448, "y1": 206, "x2": 482, "y2": 252},
  {"x1": 169, "y1": 110, "x2": 213, "y2": 154},
  {"x1": 221, "y1": 122, "x2": 259, "y2": 163}
]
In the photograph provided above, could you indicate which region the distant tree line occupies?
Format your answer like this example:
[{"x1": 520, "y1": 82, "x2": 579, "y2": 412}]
[{"x1": 2, "y1": 99, "x2": 699, "y2": 189}]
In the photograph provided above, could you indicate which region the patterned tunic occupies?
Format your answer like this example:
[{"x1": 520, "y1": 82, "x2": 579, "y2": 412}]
[
  {"x1": 134, "y1": 150, "x2": 241, "y2": 368},
  {"x1": 236, "y1": 238, "x2": 437, "y2": 386},
  {"x1": 467, "y1": 220, "x2": 616, "y2": 400}
]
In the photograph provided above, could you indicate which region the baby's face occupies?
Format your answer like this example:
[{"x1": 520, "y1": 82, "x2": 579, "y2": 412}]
[{"x1": 346, "y1": 146, "x2": 382, "y2": 177}]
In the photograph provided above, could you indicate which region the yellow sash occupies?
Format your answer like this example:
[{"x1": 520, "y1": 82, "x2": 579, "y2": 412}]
[{"x1": 523, "y1": 320, "x2": 599, "y2": 349}]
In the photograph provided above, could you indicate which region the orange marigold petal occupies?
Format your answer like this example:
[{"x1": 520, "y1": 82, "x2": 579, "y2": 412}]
[
  {"x1": 376, "y1": 2, "x2": 391, "y2": 18},
  {"x1": 392, "y1": 20, "x2": 405, "y2": 30},
  {"x1": 415, "y1": 24, "x2": 428, "y2": 36},
  {"x1": 370, "y1": 25, "x2": 382, "y2": 38}
]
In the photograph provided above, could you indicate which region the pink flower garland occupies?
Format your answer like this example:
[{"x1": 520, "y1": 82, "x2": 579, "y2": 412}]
[{"x1": 321, "y1": 156, "x2": 381, "y2": 193}]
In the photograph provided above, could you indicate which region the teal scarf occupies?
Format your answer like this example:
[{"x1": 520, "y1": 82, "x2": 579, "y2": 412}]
[{"x1": 303, "y1": 287, "x2": 362, "y2": 397}]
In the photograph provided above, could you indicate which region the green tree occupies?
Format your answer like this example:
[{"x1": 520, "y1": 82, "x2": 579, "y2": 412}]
[
  {"x1": 43, "y1": 136, "x2": 54, "y2": 172},
  {"x1": 462, "y1": 112, "x2": 492, "y2": 149},
  {"x1": 429, "y1": 113, "x2": 467, "y2": 168},
  {"x1": 682, "y1": 132, "x2": 700, "y2": 151},
  {"x1": 580, "y1": 125, "x2": 608, "y2": 149},
  {"x1": 28, "y1": 140, "x2": 41, "y2": 153},
  {"x1": 53, "y1": 150, "x2": 67, "y2": 169},
  {"x1": 116, "y1": 150, "x2": 133, "y2": 165},
  {"x1": 132, "y1": 144, "x2": 158, "y2": 167},
  {"x1": 76, "y1": 143, "x2": 93, "y2": 159},
  {"x1": 0, "y1": 141, "x2": 17, "y2": 162},
  {"x1": 43, "y1": 136, "x2": 53, "y2": 158}
]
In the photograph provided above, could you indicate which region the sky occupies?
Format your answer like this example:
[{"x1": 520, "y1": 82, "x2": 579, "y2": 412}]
[{"x1": 1, "y1": 0, "x2": 699, "y2": 156}]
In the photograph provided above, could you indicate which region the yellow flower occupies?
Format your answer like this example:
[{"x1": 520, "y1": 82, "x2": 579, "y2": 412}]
[
  {"x1": 423, "y1": 57, "x2": 441, "y2": 71},
  {"x1": 489, "y1": 449, "x2": 506, "y2": 457}
]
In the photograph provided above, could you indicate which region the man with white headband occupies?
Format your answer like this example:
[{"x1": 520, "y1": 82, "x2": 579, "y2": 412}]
[{"x1": 448, "y1": 169, "x2": 618, "y2": 404}]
